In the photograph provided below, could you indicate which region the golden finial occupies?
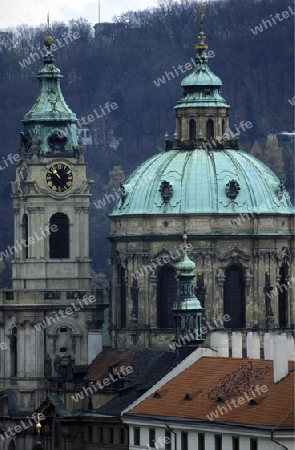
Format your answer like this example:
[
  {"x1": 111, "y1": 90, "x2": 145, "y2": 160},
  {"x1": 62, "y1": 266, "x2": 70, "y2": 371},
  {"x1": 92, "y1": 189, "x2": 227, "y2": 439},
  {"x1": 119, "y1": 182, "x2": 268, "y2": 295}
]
[
  {"x1": 182, "y1": 234, "x2": 188, "y2": 245},
  {"x1": 199, "y1": 5, "x2": 205, "y2": 21},
  {"x1": 36, "y1": 413, "x2": 42, "y2": 432},
  {"x1": 195, "y1": 4, "x2": 208, "y2": 54},
  {"x1": 44, "y1": 12, "x2": 54, "y2": 48}
]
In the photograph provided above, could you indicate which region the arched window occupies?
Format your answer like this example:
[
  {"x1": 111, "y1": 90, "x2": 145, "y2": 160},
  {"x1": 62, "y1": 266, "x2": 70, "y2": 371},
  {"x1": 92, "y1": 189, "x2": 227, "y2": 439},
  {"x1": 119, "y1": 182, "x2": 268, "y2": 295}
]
[
  {"x1": 10, "y1": 326, "x2": 17, "y2": 377},
  {"x1": 157, "y1": 266, "x2": 177, "y2": 328},
  {"x1": 278, "y1": 263, "x2": 288, "y2": 327},
  {"x1": 222, "y1": 119, "x2": 226, "y2": 135},
  {"x1": 49, "y1": 213, "x2": 69, "y2": 258},
  {"x1": 189, "y1": 119, "x2": 196, "y2": 140},
  {"x1": 120, "y1": 267, "x2": 126, "y2": 328},
  {"x1": 8, "y1": 441, "x2": 16, "y2": 450},
  {"x1": 223, "y1": 266, "x2": 245, "y2": 328},
  {"x1": 22, "y1": 214, "x2": 28, "y2": 259},
  {"x1": 177, "y1": 118, "x2": 182, "y2": 139},
  {"x1": 206, "y1": 119, "x2": 214, "y2": 139}
]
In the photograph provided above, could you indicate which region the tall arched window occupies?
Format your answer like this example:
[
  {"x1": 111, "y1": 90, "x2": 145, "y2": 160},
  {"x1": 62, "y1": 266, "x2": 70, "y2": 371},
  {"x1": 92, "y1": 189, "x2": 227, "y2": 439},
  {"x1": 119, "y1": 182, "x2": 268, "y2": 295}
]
[
  {"x1": 278, "y1": 264, "x2": 288, "y2": 327},
  {"x1": 22, "y1": 214, "x2": 28, "y2": 259},
  {"x1": 222, "y1": 119, "x2": 226, "y2": 135},
  {"x1": 120, "y1": 267, "x2": 126, "y2": 328},
  {"x1": 11, "y1": 326, "x2": 17, "y2": 377},
  {"x1": 50, "y1": 213, "x2": 69, "y2": 258},
  {"x1": 157, "y1": 267, "x2": 177, "y2": 328},
  {"x1": 8, "y1": 441, "x2": 16, "y2": 450},
  {"x1": 206, "y1": 119, "x2": 214, "y2": 139},
  {"x1": 189, "y1": 119, "x2": 196, "y2": 140},
  {"x1": 223, "y1": 266, "x2": 245, "y2": 328}
]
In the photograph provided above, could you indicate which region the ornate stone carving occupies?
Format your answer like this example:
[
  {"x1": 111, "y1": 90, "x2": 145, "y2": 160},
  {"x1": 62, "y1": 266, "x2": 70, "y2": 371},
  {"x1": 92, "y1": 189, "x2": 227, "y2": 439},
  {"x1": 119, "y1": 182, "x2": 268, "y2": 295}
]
[
  {"x1": 30, "y1": 131, "x2": 41, "y2": 159},
  {"x1": 75, "y1": 206, "x2": 89, "y2": 213},
  {"x1": 219, "y1": 246, "x2": 250, "y2": 262}
]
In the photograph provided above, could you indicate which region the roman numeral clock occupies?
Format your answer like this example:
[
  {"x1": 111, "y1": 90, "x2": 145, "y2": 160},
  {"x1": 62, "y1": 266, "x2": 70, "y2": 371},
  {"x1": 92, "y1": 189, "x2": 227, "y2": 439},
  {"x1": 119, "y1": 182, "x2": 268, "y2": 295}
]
[{"x1": 46, "y1": 162, "x2": 73, "y2": 193}]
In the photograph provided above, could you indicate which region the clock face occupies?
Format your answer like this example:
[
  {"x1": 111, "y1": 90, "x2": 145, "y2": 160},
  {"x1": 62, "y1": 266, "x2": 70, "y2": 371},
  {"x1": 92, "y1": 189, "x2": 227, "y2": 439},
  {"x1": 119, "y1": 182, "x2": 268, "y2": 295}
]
[{"x1": 46, "y1": 163, "x2": 73, "y2": 193}]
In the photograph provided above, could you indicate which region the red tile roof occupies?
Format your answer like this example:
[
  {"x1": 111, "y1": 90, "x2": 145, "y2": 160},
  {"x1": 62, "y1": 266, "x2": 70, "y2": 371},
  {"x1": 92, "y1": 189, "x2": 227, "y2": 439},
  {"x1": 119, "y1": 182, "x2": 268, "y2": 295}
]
[
  {"x1": 128, "y1": 357, "x2": 295, "y2": 427},
  {"x1": 85, "y1": 348, "x2": 135, "y2": 380}
]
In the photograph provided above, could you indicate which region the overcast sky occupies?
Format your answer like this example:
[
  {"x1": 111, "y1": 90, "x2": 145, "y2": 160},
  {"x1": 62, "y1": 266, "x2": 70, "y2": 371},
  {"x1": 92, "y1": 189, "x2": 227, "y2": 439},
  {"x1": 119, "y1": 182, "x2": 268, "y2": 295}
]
[{"x1": 0, "y1": 0, "x2": 162, "y2": 29}]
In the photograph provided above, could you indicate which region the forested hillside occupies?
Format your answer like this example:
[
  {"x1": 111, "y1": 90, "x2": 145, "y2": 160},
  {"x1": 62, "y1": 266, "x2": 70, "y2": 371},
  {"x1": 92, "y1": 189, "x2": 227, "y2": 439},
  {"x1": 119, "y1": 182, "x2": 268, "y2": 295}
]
[{"x1": 0, "y1": 0, "x2": 294, "y2": 286}]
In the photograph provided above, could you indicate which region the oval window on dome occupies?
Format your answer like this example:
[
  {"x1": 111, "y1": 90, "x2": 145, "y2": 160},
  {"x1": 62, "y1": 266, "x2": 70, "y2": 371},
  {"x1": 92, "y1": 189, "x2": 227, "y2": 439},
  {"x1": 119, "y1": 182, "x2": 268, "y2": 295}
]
[{"x1": 225, "y1": 179, "x2": 240, "y2": 199}]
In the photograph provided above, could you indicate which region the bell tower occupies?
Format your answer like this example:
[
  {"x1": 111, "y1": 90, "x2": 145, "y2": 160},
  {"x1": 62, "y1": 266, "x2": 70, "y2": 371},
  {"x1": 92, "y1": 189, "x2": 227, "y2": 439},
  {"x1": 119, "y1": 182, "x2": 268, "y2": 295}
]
[
  {"x1": 0, "y1": 29, "x2": 104, "y2": 432},
  {"x1": 11, "y1": 32, "x2": 92, "y2": 290}
]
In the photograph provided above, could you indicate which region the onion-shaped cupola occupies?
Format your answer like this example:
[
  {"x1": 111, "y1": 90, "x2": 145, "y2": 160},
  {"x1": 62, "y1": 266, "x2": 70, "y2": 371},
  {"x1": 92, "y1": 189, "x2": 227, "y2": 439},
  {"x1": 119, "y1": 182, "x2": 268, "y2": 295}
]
[
  {"x1": 172, "y1": 236, "x2": 203, "y2": 342},
  {"x1": 19, "y1": 28, "x2": 82, "y2": 159},
  {"x1": 170, "y1": 7, "x2": 233, "y2": 150}
]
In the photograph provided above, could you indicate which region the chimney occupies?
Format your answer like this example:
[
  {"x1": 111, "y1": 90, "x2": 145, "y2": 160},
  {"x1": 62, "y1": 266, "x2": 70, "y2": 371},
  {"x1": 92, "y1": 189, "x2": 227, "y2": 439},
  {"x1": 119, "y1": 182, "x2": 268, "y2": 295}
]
[
  {"x1": 273, "y1": 334, "x2": 289, "y2": 383},
  {"x1": 210, "y1": 331, "x2": 229, "y2": 357},
  {"x1": 264, "y1": 332, "x2": 274, "y2": 359},
  {"x1": 286, "y1": 332, "x2": 295, "y2": 361},
  {"x1": 232, "y1": 332, "x2": 242, "y2": 358},
  {"x1": 246, "y1": 332, "x2": 260, "y2": 359}
]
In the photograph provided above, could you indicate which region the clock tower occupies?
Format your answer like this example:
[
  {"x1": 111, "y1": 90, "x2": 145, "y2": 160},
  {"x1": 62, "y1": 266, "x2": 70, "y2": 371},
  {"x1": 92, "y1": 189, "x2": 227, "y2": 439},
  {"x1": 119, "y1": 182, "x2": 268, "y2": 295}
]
[
  {"x1": 11, "y1": 33, "x2": 92, "y2": 290},
  {"x1": 0, "y1": 32, "x2": 104, "y2": 435}
]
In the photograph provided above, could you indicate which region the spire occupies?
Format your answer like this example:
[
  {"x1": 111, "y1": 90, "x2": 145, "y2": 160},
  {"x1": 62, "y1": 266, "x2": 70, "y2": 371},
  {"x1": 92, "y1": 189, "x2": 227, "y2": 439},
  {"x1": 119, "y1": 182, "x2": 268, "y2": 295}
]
[
  {"x1": 19, "y1": 17, "x2": 81, "y2": 158},
  {"x1": 32, "y1": 414, "x2": 44, "y2": 450},
  {"x1": 43, "y1": 12, "x2": 55, "y2": 65},
  {"x1": 195, "y1": 6, "x2": 208, "y2": 59}
]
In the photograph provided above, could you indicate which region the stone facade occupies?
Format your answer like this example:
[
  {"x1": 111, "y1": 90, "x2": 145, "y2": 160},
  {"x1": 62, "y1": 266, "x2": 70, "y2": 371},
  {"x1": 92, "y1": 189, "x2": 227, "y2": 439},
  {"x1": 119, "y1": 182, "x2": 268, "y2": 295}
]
[{"x1": 109, "y1": 213, "x2": 294, "y2": 350}]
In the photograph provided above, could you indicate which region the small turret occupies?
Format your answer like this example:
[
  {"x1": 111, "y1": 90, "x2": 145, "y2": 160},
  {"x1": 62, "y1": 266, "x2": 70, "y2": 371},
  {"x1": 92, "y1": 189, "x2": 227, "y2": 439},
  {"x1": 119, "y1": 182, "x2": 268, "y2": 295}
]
[{"x1": 172, "y1": 235, "x2": 204, "y2": 345}]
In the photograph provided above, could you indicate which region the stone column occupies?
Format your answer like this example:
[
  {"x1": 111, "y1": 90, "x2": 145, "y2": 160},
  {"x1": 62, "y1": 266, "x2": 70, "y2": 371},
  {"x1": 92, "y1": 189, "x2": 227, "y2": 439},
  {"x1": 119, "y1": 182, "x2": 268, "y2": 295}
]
[
  {"x1": 13, "y1": 206, "x2": 21, "y2": 256},
  {"x1": 18, "y1": 319, "x2": 26, "y2": 377},
  {"x1": 27, "y1": 207, "x2": 37, "y2": 258}
]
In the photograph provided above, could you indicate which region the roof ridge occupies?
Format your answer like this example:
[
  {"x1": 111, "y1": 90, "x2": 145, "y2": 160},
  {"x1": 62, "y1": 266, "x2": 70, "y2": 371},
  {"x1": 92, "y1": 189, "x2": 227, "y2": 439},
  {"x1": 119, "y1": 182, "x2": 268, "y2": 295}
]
[
  {"x1": 121, "y1": 347, "x2": 217, "y2": 416},
  {"x1": 275, "y1": 403, "x2": 295, "y2": 428}
]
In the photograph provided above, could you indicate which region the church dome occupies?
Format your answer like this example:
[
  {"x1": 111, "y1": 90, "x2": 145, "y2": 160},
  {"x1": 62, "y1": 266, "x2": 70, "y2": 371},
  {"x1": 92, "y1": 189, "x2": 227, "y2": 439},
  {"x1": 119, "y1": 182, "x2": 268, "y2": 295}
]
[
  {"x1": 181, "y1": 66, "x2": 222, "y2": 88},
  {"x1": 112, "y1": 148, "x2": 294, "y2": 216},
  {"x1": 112, "y1": 8, "x2": 294, "y2": 219}
]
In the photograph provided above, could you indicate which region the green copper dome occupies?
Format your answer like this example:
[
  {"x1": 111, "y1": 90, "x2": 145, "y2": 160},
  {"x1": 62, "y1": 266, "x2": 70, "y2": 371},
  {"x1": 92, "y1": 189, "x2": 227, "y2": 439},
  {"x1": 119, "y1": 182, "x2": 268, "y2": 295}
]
[
  {"x1": 181, "y1": 67, "x2": 222, "y2": 88},
  {"x1": 174, "y1": 246, "x2": 196, "y2": 274},
  {"x1": 112, "y1": 149, "x2": 294, "y2": 215},
  {"x1": 112, "y1": 8, "x2": 294, "y2": 219}
]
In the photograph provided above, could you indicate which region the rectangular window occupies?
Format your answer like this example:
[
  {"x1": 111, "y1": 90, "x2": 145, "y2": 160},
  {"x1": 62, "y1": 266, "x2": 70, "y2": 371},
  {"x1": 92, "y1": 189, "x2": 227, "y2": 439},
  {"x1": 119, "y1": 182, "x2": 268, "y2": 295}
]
[
  {"x1": 181, "y1": 432, "x2": 188, "y2": 450},
  {"x1": 250, "y1": 438, "x2": 258, "y2": 450},
  {"x1": 109, "y1": 427, "x2": 114, "y2": 443},
  {"x1": 232, "y1": 437, "x2": 239, "y2": 450},
  {"x1": 165, "y1": 430, "x2": 171, "y2": 449},
  {"x1": 88, "y1": 425, "x2": 93, "y2": 443},
  {"x1": 214, "y1": 435, "x2": 222, "y2": 450},
  {"x1": 149, "y1": 429, "x2": 156, "y2": 448},
  {"x1": 98, "y1": 426, "x2": 103, "y2": 443},
  {"x1": 120, "y1": 428, "x2": 125, "y2": 444},
  {"x1": 134, "y1": 427, "x2": 140, "y2": 446},
  {"x1": 198, "y1": 433, "x2": 205, "y2": 450}
]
